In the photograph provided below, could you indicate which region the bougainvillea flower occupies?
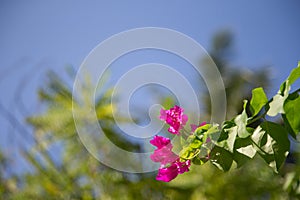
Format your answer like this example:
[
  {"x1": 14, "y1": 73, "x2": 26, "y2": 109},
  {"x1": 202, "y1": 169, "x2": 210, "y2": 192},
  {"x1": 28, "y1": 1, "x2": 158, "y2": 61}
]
[
  {"x1": 150, "y1": 146, "x2": 178, "y2": 165},
  {"x1": 160, "y1": 105, "x2": 188, "y2": 134},
  {"x1": 150, "y1": 135, "x2": 178, "y2": 165},
  {"x1": 156, "y1": 162, "x2": 178, "y2": 182},
  {"x1": 191, "y1": 122, "x2": 207, "y2": 132},
  {"x1": 156, "y1": 159, "x2": 191, "y2": 182},
  {"x1": 150, "y1": 135, "x2": 191, "y2": 182},
  {"x1": 176, "y1": 159, "x2": 191, "y2": 174},
  {"x1": 150, "y1": 135, "x2": 171, "y2": 149}
]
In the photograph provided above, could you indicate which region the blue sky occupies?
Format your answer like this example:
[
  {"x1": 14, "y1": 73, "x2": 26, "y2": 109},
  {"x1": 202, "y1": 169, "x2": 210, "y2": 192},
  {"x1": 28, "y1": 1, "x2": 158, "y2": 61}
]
[{"x1": 0, "y1": 1, "x2": 300, "y2": 173}]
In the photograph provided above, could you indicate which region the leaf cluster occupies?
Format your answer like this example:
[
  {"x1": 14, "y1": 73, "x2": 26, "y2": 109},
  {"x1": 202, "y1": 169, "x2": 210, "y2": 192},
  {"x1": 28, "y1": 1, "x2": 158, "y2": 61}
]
[{"x1": 181, "y1": 62, "x2": 300, "y2": 175}]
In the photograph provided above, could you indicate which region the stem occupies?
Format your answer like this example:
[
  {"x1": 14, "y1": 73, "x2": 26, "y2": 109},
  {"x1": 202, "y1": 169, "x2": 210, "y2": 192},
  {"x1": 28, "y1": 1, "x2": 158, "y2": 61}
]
[
  {"x1": 249, "y1": 137, "x2": 269, "y2": 156},
  {"x1": 247, "y1": 111, "x2": 267, "y2": 125}
]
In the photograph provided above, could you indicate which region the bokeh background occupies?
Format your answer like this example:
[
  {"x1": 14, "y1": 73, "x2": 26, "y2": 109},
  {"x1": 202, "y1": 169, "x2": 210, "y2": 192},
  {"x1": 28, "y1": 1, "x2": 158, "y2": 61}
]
[{"x1": 1, "y1": 1, "x2": 300, "y2": 199}]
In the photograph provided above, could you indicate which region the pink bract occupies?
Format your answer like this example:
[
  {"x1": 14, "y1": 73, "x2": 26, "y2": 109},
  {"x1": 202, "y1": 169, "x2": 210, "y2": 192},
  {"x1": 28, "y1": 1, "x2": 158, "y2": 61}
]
[
  {"x1": 150, "y1": 135, "x2": 171, "y2": 149},
  {"x1": 156, "y1": 162, "x2": 178, "y2": 182},
  {"x1": 176, "y1": 159, "x2": 191, "y2": 174},
  {"x1": 160, "y1": 105, "x2": 188, "y2": 134},
  {"x1": 156, "y1": 159, "x2": 191, "y2": 182},
  {"x1": 150, "y1": 136, "x2": 178, "y2": 165},
  {"x1": 150, "y1": 146, "x2": 178, "y2": 165},
  {"x1": 150, "y1": 135, "x2": 191, "y2": 182}
]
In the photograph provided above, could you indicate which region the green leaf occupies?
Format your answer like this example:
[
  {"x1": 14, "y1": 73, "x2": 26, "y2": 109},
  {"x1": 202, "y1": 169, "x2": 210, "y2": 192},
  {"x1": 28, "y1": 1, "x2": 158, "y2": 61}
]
[
  {"x1": 191, "y1": 156, "x2": 205, "y2": 165},
  {"x1": 190, "y1": 138, "x2": 202, "y2": 149},
  {"x1": 287, "y1": 61, "x2": 300, "y2": 86},
  {"x1": 267, "y1": 79, "x2": 290, "y2": 117},
  {"x1": 267, "y1": 80, "x2": 290, "y2": 117},
  {"x1": 179, "y1": 145, "x2": 201, "y2": 160},
  {"x1": 267, "y1": 94, "x2": 288, "y2": 117},
  {"x1": 234, "y1": 137, "x2": 256, "y2": 159},
  {"x1": 268, "y1": 62, "x2": 300, "y2": 117},
  {"x1": 185, "y1": 135, "x2": 203, "y2": 149},
  {"x1": 203, "y1": 124, "x2": 220, "y2": 144},
  {"x1": 186, "y1": 135, "x2": 196, "y2": 143},
  {"x1": 232, "y1": 151, "x2": 251, "y2": 168},
  {"x1": 234, "y1": 101, "x2": 250, "y2": 138},
  {"x1": 179, "y1": 147, "x2": 193, "y2": 160},
  {"x1": 253, "y1": 122, "x2": 290, "y2": 173},
  {"x1": 250, "y1": 87, "x2": 268, "y2": 117},
  {"x1": 180, "y1": 124, "x2": 220, "y2": 164},
  {"x1": 283, "y1": 91, "x2": 300, "y2": 137},
  {"x1": 251, "y1": 126, "x2": 274, "y2": 155},
  {"x1": 218, "y1": 121, "x2": 238, "y2": 153},
  {"x1": 210, "y1": 146, "x2": 233, "y2": 172},
  {"x1": 194, "y1": 124, "x2": 211, "y2": 138}
]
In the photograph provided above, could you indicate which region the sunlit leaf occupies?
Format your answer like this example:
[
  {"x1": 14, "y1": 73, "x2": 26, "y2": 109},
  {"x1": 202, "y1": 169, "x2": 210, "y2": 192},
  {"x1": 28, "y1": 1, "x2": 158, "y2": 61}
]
[
  {"x1": 250, "y1": 87, "x2": 268, "y2": 117},
  {"x1": 204, "y1": 123, "x2": 220, "y2": 143},
  {"x1": 267, "y1": 77, "x2": 290, "y2": 117},
  {"x1": 194, "y1": 124, "x2": 211, "y2": 138},
  {"x1": 234, "y1": 137, "x2": 256, "y2": 159},
  {"x1": 267, "y1": 94, "x2": 287, "y2": 117},
  {"x1": 287, "y1": 61, "x2": 300, "y2": 86},
  {"x1": 260, "y1": 121, "x2": 290, "y2": 172},
  {"x1": 180, "y1": 146, "x2": 199, "y2": 160},
  {"x1": 268, "y1": 62, "x2": 300, "y2": 117},
  {"x1": 218, "y1": 121, "x2": 237, "y2": 153},
  {"x1": 190, "y1": 138, "x2": 202, "y2": 149},
  {"x1": 234, "y1": 101, "x2": 250, "y2": 138}
]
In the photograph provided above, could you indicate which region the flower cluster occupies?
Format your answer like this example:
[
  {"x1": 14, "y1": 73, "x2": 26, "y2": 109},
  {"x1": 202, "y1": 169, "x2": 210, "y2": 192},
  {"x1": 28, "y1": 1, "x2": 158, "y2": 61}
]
[
  {"x1": 160, "y1": 105, "x2": 188, "y2": 134},
  {"x1": 150, "y1": 105, "x2": 206, "y2": 182},
  {"x1": 148, "y1": 64, "x2": 300, "y2": 183},
  {"x1": 150, "y1": 135, "x2": 190, "y2": 182}
]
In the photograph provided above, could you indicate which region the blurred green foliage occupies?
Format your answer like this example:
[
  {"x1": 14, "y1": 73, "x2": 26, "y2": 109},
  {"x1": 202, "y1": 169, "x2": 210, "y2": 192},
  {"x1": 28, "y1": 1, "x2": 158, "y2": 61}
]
[{"x1": 0, "y1": 31, "x2": 299, "y2": 199}]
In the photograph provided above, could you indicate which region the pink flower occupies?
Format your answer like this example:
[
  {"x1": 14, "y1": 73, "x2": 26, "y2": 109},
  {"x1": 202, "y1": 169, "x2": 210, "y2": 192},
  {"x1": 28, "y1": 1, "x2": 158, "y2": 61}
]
[
  {"x1": 176, "y1": 159, "x2": 191, "y2": 174},
  {"x1": 150, "y1": 135, "x2": 171, "y2": 149},
  {"x1": 160, "y1": 105, "x2": 188, "y2": 134},
  {"x1": 156, "y1": 159, "x2": 191, "y2": 182},
  {"x1": 191, "y1": 122, "x2": 207, "y2": 132},
  {"x1": 150, "y1": 135, "x2": 191, "y2": 182},
  {"x1": 150, "y1": 146, "x2": 178, "y2": 165},
  {"x1": 156, "y1": 162, "x2": 178, "y2": 182},
  {"x1": 150, "y1": 136, "x2": 178, "y2": 165}
]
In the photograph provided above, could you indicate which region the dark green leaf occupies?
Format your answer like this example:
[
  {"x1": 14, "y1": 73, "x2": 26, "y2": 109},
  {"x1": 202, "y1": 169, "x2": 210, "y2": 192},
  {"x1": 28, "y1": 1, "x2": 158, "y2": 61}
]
[
  {"x1": 232, "y1": 151, "x2": 251, "y2": 168},
  {"x1": 191, "y1": 155, "x2": 209, "y2": 165},
  {"x1": 234, "y1": 137, "x2": 256, "y2": 159},
  {"x1": 259, "y1": 121, "x2": 290, "y2": 172},
  {"x1": 191, "y1": 156, "x2": 203, "y2": 165},
  {"x1": 283, "y1": 92, "x2": 300, "y2": 137},
  {"x1": 210, "y1": 146, "x2": 233, "y2": 171},
  {"x1": 282, "y1": 114, "x2": 296, "y2": 139}
]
